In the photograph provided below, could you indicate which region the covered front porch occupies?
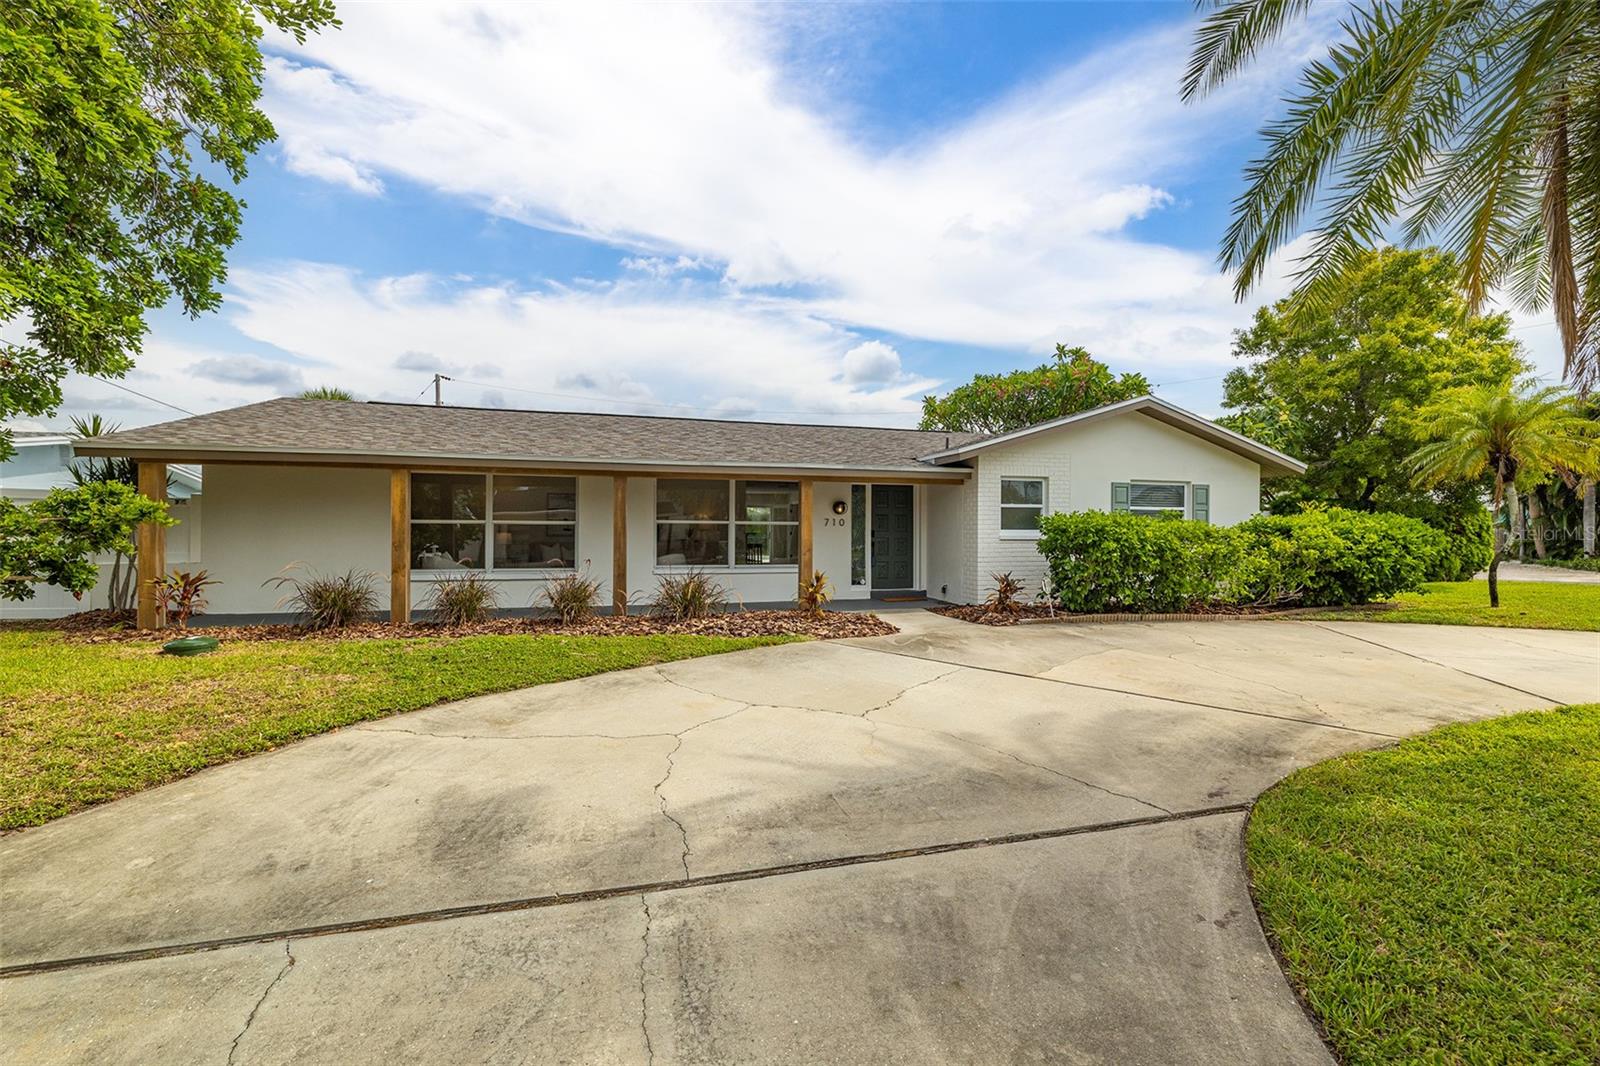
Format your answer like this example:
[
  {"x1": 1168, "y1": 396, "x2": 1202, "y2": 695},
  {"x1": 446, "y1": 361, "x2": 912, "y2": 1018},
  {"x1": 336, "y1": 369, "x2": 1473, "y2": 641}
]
[{"x1": 123, "y1": 459, "x2": 965, "y2": 629}]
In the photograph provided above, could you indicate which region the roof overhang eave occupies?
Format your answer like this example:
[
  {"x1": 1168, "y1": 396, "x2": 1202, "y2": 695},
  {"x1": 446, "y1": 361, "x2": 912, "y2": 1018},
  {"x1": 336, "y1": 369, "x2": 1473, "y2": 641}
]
[{"x1": 70, "y1": 443, "x2": 973, "y2": 481}]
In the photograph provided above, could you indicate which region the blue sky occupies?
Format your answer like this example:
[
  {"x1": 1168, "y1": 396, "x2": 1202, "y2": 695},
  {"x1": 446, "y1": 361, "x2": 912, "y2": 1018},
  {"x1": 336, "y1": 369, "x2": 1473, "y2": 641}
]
[{"x1": 50, "y1": 2, "x2": 1564, "y2": 429}]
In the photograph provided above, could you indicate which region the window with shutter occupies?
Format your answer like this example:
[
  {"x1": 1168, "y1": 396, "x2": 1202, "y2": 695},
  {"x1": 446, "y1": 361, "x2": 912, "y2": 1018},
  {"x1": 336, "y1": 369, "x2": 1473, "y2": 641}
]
[{"x1": 1123, "y1": 482, "x2": 1187, "y2": 518}]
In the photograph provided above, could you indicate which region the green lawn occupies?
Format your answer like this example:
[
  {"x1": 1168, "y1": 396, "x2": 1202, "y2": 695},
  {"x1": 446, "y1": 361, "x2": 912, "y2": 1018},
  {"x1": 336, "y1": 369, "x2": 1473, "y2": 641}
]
[
  {"x1": 1248, "y1": 705, "x2": 1600, "y2": 1065},
  {"x1": 0, "y1": 629, "x2": 793, "y2": 830},
  {"x1": 1303, "y1": 579, "x2": 1600, "y2": 631}
]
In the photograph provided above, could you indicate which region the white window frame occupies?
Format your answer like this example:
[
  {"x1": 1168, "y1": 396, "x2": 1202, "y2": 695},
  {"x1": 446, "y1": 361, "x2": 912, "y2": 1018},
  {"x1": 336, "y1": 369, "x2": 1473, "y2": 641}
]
[
  {"x1": 998, "y1": 477, "x2": 1047, "y2": 540},
  {"x1": 410, "y1": 472, "x2": 578, "y2": 579},
  {"x1": 654, "y1": 479, "x2": 801, "y2": 571},
  {"x1": 1128, "y1": 480, "x2": 1189, "y2": 518}
]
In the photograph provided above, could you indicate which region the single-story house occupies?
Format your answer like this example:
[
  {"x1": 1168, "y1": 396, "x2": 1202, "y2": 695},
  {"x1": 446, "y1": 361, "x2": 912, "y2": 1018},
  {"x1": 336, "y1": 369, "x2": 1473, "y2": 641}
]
[
  {"x1": 74, "y1": 393, "x2": 1305, "y2": 627},
  {"x1": 0, "y1": 432, "x2": 202, "y2": 618}
]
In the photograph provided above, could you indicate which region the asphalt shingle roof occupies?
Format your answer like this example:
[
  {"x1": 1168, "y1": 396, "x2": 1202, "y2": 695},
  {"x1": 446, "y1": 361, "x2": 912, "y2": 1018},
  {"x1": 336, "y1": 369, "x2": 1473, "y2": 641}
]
[{"x1": 82, "y1": 398, "x2": 988, "y2": 472}]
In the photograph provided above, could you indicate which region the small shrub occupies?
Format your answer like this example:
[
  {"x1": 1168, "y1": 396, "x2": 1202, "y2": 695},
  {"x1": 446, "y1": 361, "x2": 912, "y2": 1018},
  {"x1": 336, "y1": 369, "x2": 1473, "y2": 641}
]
[
  {"x1": 150, "y1": 569, "x2": 218, "y2": 628},
  {"x1": 425, "y1": 573, "x2": 497, "y2": 626},
  {"x1": 263, "y1": 564, "x2": 381, "y2": 629},
  {"x1": 542, "y1": 571, "x2": 601, "y2": 623},
  {"x1": 983, "y1": 571, "x2": 1025, "y2": 615},
  {"x1": 797, "y1": 570, "x2": 832, "y2": 618},
  {"x1": 653, "y1": 571, "x2": 727, "y2": 621}
]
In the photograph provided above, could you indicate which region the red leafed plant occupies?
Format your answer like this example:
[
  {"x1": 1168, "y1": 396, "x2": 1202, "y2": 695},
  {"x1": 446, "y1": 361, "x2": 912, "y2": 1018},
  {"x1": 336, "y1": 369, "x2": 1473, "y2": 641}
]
[{"x1": 151, "y1": 569, "x2": 219, "y2": 628}]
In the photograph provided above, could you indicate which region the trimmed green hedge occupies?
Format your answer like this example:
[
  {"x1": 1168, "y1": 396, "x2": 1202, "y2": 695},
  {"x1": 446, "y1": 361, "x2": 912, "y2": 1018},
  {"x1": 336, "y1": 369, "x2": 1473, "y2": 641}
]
[{"x1": 1037, "y1": 507, "x2": 1448, "y2": 613}]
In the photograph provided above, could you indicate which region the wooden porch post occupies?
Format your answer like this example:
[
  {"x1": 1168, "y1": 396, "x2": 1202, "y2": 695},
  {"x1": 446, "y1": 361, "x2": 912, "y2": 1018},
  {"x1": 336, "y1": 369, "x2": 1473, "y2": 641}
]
[
  {"x1": 798, "y1": 478, "x2": 814, "y2": 596},
  {"x1": 390, "y1": 469, "x2": 410, "y2": 623},
  {"x1": 135, "y1": 461, "x2": 168, "y2": 630},
  {"x1": 612, "y1": 475, "x2": 628, "y2": 615}
]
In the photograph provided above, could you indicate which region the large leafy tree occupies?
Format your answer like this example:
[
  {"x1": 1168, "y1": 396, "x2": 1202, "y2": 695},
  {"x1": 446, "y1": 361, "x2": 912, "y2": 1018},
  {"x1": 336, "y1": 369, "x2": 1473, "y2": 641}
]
[
  {"x1": 1408, "y1": 380, "x2": 1597, "y2": 604},
  {"x1": 1219, "y1": 249, "x2": 1528, "y2": 514},
  {"x1": 1184, "y1": 0, "x2": 1600, "y2": 393},
  {"x1": 919, "y1": 345, "x2": 1153, "y2": 434},
  {"x1": 0, "y1": 481, "x2": 173, "y2": 602},
  {"x1": 0, "y1": 0, "x2": 338, "y2": 460}
]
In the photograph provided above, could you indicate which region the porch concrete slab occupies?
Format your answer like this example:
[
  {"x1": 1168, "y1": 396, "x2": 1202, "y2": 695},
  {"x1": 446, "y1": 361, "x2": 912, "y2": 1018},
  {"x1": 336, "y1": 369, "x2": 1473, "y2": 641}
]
[
  {"x1": 0, "y1": 814, "x2": 1329, "y2": 1066},
  {"x1": 0, "y1": 726, "x2": 687, "y2": 965},
  {"x1": 1308, "y1": 621, "x2": 1599, "y2": 706}
]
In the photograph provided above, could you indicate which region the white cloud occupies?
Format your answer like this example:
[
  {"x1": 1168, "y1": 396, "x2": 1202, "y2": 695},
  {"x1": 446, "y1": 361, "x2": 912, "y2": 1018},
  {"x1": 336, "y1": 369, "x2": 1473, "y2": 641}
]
[
  {"x1": 49, "y1": 5, "x2": 1342, "y2": 430},
  {"x1": 198, "y1": 262, "x2": 938, "y2": 423},
  {"x1": 841, "y1": 340, "x2": 901, "y2": 384},
  {"x1": 255, "y1": 3, "x2": 1325, "y2": 372}
]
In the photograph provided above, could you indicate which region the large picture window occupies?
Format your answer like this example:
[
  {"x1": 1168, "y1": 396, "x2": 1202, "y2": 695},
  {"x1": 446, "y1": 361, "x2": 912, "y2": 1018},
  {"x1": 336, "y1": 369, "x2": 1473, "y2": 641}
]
[
  {"x1": 411, "y1": 473, "x2": 577, "y2": 571},
  {"x1": 656, "y1": 479, "x2": 800, "y2": 567}
]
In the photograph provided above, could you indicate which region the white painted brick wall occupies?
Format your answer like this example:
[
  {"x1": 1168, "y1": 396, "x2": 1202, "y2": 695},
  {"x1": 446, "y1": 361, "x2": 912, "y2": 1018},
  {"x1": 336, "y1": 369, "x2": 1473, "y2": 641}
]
[{"x1": 964, "y1": 443, "x2": 1071, "y2": 604}]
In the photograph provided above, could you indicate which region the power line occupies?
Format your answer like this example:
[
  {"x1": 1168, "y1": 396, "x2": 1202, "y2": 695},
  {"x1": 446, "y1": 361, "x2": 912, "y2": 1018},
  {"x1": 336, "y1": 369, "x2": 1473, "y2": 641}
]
[
  {"x1": 88, "y1": 377, "x2": 196, "y2": 416},
  {"x1": 1, "y1": 334, "x2": 197, "y2": 416}
]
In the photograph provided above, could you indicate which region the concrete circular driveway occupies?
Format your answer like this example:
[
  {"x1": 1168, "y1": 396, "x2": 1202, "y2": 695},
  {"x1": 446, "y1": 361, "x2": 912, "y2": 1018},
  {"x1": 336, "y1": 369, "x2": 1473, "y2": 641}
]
[{"x1": 3, "y1": 613, "x2": 1596, "y2": 1064}]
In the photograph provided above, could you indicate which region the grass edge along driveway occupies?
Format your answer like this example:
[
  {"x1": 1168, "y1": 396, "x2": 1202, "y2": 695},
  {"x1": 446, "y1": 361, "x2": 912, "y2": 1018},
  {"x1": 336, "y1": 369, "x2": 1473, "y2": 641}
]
[
  {"x1": 1247, "y1": 704, "x2": 1600, "y2": 1065},
  {"x1": 1302, "y1": 579, "x2": 1600, "y2": 631},
  {"x1": 0, "y1": 630, "x2": 796, "y2": 830}
]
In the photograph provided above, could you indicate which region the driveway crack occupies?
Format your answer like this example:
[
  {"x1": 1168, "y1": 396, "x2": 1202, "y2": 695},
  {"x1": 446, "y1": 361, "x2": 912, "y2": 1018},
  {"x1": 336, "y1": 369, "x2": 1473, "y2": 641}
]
[
  {"x1": 227, "y1": 940, "x2": 294, "y2": 1065},
  {"x1": 637, "y1": 895, "x2": 656, "y2": 1066},
  {"x1": 654, "y1": 736, "x2": 693, "y2": 879}
]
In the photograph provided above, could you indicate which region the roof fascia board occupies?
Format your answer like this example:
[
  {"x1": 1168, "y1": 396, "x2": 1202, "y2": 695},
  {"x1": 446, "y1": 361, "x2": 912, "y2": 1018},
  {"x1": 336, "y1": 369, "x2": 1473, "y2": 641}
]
[
  {"x1": 70, "y1": 444, "x2": 971, "y2": 482},
  {"x1": 917, "y1": 395, "x2": 1306, "y2": 475}
]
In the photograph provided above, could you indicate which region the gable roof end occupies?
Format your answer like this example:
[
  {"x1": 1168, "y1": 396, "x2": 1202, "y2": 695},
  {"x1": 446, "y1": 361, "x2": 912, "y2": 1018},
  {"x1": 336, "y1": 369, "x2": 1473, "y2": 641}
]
[{"x1": 916, "y1": 395, "x2": 1307, "y2": 477}]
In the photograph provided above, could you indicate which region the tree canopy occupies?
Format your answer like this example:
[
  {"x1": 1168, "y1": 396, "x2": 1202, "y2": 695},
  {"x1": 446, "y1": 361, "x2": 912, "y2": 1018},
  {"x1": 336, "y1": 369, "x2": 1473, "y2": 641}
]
[
  {"x1": 1185, "y1": 0, "x2": 1600, "y2": 391},
  {"x1": 1218, "y1": 249, "x2": 1528, "y2": 514},
  {"x1": 919, "y1": 345, "x2": 1152, "y2": 434},
  {"x1": 300, "y1": 386, "x2": 356, "y2": 401},
  {"x1": 1408, "y1": 379, "x2": 1598, "y2": 603},
  {"x1": 0, "y1": 481, "x2": 172, "y2": 601},
  {"x1": 0, "y1": 0, "x2": 338, "y2": 460}
]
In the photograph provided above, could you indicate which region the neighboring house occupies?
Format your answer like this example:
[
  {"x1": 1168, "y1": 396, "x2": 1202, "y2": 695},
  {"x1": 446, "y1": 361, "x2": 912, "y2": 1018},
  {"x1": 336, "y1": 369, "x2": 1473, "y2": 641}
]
[
  {"x1": 0, "y1": 431, "x2": 203, "y2": 618},
  {"x1": 74, "y1": 394, "x2": 1304, "y2": 625}
]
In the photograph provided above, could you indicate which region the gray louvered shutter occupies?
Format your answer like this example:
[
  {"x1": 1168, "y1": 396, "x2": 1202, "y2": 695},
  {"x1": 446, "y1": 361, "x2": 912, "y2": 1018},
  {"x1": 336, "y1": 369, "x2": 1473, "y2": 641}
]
[
  {"x1": 1111, "y1": 483, "x2": 1131, "y2": 512},
  {"x1": 1192, "y1": 484, "x2": 1210, "y2": 523}
]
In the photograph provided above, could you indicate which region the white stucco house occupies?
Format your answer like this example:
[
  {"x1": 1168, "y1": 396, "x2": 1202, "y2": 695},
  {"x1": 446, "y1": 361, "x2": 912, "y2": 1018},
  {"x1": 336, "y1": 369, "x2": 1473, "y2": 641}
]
[
  {"x1": 0, "y1": 431, "x2": 202, "y2": 618},
  {"x1": 70, "y1": 394, "x2": 1304, "y2": 626}
]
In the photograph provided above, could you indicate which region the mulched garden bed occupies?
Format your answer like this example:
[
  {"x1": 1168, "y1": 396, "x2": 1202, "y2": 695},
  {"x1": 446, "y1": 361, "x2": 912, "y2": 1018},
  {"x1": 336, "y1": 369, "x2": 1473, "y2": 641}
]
[
  {"x1": 26, "y1": 608, "x2": 898, "y2": 644},
  {"x1": 930, "y1": 602, "x2": 1375, "y2": 626}
]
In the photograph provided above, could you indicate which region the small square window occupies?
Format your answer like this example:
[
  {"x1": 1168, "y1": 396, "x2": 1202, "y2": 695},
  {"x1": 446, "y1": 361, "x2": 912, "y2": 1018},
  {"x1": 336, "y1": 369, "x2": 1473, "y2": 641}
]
[{"x1": 1000, "y1": 478, "x2": 1045, "y2": 535}]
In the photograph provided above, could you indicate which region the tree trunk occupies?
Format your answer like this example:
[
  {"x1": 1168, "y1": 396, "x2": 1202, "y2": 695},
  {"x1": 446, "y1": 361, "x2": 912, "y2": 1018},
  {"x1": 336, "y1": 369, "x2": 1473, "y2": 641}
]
[
  {"x1": 1527, "y1": 492, "x2": 1549, "y2": 559},
  {"x1": 1580, "y1": 473, "x2": 1593, "y2": 550},
  {"x1": 1488, "y1": 476, "x2": 1506, "y2": 608},
  {"x1": 1506, "y1": 484, "x2": 1523, "y2": 562}
]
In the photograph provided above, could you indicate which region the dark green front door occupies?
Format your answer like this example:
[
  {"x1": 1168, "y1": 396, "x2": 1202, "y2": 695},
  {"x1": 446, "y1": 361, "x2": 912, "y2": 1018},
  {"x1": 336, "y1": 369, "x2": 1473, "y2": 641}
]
[{"x1": 871, "y1": 485, "x2": 914, "y2": 590}]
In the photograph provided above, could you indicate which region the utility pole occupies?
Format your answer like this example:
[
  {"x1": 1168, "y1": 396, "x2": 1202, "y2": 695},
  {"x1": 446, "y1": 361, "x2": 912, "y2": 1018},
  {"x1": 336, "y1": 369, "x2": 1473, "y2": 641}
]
[{"x1": 433, "y1": 373, "x2": 452, "y2": 406}]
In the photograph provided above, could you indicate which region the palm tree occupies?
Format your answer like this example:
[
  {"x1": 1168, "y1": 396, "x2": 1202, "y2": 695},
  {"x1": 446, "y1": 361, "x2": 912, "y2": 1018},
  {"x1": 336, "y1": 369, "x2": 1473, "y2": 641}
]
[
  {"x1": 300, "y1": 386, "x2": 355, "y2": 401},
  {"x1": 1184, "y1": 2, "x2": 1599, "y2": 390},
  {"x1": 1408, "y1": 381, "x2": 1597, "y2": 605}
]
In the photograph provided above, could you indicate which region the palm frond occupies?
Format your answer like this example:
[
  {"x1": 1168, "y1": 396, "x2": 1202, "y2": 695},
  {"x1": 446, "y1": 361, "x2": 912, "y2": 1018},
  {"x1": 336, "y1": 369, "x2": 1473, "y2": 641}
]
[{"x1": 1182, "y1": 0, "x2": 1318, "y2": 102}]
